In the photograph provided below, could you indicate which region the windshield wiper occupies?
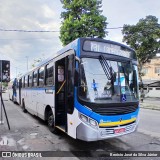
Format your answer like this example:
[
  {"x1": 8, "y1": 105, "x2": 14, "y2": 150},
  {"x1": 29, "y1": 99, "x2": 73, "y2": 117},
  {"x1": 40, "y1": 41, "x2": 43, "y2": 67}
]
[
  {"x1": 99, "y1": 55, "x2": 115, "y2": 95},
  {"x1": 99, "y1": 55, "x2": 114, "y2": 80}
]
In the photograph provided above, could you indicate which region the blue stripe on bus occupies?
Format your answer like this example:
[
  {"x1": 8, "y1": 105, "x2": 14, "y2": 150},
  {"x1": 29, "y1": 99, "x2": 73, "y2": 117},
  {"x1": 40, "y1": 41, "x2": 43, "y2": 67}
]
[
  {"x1": 77, "y1": 38, "x2": 81, "y2": 57},
  {"x1": 21, "y1": 86, "x2": 55, "y2": 90},
  {"x1": 90, "y1": 108, "x2": 139, "y2": 123},
  {"x1": 74, "y1": 88, "x2": 139, "y2": 123}
]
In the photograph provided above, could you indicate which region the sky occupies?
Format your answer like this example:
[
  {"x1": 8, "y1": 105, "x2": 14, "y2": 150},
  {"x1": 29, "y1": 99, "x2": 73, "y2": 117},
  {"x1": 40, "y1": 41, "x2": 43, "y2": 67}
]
[{"x1": 0, "y1": 0, "x2": 159, "y2": 79}]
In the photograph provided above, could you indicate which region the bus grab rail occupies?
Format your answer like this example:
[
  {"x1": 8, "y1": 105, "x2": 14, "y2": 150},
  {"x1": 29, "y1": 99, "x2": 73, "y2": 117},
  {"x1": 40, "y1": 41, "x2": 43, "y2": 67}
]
[{"x1": 56, "y1": 80, "x2": 66, "y2": 94}]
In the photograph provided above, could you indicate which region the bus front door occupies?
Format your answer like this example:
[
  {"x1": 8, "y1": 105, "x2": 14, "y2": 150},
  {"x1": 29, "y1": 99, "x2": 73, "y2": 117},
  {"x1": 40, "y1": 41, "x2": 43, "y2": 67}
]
[{"x1": 55, "y1": 53, "x2": 75, "y2": 133}]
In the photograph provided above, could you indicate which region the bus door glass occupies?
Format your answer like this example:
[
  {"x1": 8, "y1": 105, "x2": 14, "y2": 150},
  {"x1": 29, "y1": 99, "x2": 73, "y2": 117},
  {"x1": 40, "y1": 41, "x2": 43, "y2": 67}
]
[
  {"x1": 55, "y1": 53, "x2": 75, "y2": 131},
  {"x1": 66, "y1": 54, "x2": 75, "y2": 114}
]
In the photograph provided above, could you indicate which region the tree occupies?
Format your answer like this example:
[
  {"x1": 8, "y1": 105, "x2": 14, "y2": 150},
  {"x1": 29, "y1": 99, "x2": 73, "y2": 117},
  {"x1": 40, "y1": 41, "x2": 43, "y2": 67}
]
[
  {"x1": 31, "y1": 58, "x2": 43, "y2": 68},
  {"x1": 60, "y1": 0, "x2": 108, "y2": 46},
  {"x1": 122, "y1": 15, "x2": 160, "y2": 83}
]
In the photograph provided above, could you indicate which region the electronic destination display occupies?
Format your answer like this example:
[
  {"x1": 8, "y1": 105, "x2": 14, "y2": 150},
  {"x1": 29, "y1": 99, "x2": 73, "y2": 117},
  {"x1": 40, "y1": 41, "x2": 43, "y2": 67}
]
[{"x1": 83, "y1": 40, "x2": 136, "y2": 59}]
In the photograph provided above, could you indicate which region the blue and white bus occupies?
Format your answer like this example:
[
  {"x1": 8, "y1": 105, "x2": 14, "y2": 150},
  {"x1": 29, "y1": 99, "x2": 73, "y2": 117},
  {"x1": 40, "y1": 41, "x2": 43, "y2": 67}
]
[{"x1": 10, "y1": 38, "x2": 139, "y2": 141}]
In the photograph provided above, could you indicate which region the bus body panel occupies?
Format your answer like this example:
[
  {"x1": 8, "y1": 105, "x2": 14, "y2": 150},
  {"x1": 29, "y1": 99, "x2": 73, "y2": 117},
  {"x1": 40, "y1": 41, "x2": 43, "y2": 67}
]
[
  {"x1": 76, "y1": 118, "x2": 138, "y2": 141},
  {"x1": 67, "y1": 108, "x2": 81, "y2": 139},
  {"x1": 21, "y1": 87, "x2": 55, "y2": 120},
  {"x1": 74, "y1": 94, "x2": 139, "y2": 141}
]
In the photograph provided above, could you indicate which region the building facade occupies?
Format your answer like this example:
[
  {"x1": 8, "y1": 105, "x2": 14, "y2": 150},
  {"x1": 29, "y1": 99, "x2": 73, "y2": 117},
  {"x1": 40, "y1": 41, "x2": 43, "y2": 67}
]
[
  {"x1": 142, "y1": 56, "x2": 160, "y2": 98},
  {"x1": 142, "y1": 56, "x2": 160, "y2": 80}
]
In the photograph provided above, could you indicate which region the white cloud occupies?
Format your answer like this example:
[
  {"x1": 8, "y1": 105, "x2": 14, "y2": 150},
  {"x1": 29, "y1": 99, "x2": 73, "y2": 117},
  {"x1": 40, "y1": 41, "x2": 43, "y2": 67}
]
[
  {"x1": 0, "y1": 0, "x2": 62, "y2": 78},
  {"x1": 42, "y1": 5, "x2": 56, "y2": 18},
  {"x1": 102, "y1": 0, "x2": 160, "y2": 43},
  {"x1": 0, "y1": 0, "x2": 159, "y2": 78}
]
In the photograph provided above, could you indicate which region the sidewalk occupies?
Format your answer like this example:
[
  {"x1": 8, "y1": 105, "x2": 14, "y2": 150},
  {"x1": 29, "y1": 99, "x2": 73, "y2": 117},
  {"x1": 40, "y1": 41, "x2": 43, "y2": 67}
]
[
  {"x1": 0, "y1": 94, "x2": 80, "y2": 160},
  {"x1": 140, "y1": 97, "x2": 160, "y2": 111}
]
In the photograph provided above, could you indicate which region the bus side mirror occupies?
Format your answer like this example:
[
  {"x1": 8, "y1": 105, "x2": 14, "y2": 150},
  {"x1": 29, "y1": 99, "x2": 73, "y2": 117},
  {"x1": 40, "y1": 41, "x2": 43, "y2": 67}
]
[
  {"x1": 133, "y1": 70, "x2": 137, "y2": 86},
  {"x1": 75, "y1": 56, "x2": 80, "y2": 64},
  {"x1": 74, "y1": 56, "x2": 80, "y2": 87}
]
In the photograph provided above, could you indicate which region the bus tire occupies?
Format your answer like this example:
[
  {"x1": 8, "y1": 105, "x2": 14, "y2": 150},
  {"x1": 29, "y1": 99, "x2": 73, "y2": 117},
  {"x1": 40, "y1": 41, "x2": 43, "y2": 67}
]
[
  {"x1": 22, "y1": 100, "x2": 27, "y2": 113},
  {"x1": 48, "y1": 110, "x2": 57, "y2": 134}
]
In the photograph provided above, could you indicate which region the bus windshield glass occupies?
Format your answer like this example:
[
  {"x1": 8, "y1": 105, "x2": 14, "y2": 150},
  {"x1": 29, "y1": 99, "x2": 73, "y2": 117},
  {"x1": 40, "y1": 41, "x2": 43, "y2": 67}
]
[{"x1": 78, "y1": 58, "x2": 139, "y2": 104}]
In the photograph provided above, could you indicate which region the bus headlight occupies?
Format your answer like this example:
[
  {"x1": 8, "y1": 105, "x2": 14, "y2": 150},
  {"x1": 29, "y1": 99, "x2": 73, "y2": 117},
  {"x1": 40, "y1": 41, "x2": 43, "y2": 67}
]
[
  {"x1": 79, "y1": 112, "x2": 98, "y2": 128},
  {"x1": 89, "y1": 119, "x2": 97, "y2": 127},
  {"x1": 79, "y1": 114, "x2": 88, "y2": 122}
]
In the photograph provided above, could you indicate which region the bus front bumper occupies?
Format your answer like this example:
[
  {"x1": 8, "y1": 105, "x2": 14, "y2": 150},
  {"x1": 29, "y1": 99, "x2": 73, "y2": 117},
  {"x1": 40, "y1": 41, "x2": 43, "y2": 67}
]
[{"x1": 76, "y1": 121, "x2": 138, "y2": 141}]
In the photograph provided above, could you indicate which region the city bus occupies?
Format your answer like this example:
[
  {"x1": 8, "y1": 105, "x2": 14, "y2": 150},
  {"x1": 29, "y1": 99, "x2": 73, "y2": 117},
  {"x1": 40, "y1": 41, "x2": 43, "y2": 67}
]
[{"x1": 10, "y1": 38, "x2": 139, "y2": 141}]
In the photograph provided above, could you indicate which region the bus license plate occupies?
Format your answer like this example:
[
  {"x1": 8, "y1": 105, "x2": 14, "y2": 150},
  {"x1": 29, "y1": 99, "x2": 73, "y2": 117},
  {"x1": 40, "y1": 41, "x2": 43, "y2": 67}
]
[{"x1": 114, "y1": 128, "x2": 125, "y2": 134}]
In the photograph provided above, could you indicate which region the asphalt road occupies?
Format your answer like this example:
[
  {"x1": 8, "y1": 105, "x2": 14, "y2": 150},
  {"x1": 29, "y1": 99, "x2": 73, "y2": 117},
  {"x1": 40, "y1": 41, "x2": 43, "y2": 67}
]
[
  {"x1": 0, "y1": 93, "x2": 160, "y2": 160},
  {"x1": 138, "y1": 108, "x2": 160, "y2": 138}
]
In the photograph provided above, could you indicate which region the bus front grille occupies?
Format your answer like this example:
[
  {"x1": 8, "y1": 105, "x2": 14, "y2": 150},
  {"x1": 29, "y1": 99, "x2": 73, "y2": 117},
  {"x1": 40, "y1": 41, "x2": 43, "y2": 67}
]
[{"x1": 94, "y1": 105, "x2": 138, "y2": 115}]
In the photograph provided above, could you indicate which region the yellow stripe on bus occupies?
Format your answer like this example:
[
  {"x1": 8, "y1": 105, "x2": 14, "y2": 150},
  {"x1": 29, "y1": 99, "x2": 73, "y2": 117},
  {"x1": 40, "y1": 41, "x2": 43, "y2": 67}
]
[{"x1": 99, "y1": 118, "x2": 136, "y2": 127}]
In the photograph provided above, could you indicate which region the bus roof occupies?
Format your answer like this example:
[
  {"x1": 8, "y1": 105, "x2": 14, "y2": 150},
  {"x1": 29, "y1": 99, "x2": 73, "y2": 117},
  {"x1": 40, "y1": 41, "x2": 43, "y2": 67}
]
[{"x1": 20, "y1": 37, "x2": 135, "y2": 77}]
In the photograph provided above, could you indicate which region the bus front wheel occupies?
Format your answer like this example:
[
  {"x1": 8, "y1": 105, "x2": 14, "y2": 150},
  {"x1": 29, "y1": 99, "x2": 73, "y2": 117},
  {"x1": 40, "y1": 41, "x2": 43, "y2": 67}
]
[{"x1": 48, "y1": 110, "x2": 57, "y2": 134}]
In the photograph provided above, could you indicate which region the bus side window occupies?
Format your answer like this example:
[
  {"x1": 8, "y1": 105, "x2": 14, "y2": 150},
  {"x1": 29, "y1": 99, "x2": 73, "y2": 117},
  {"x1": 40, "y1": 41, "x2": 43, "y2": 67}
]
[
  {"x1": 25, "y1": 76, "x2": 28, "y2": 88},
  {"x1": 27, "y1": 75, "x2": 29, "y2": 87},
  {"x1": 38, "y1": 66, "x2": 44, "y2": 87},
  {"x1": 58, "y1": 66, "x2": 64, "y2": 82},
  {"x1": 21, "y1": 78, "x2": 23, "y2": 88},
  {"x1": 23, "y1": 77, "x2": 25, "y2": 88},
  {"x1": 19, "y1": 78, "x2": 22, "y2": 88},
  {"x1": 45, "y1": 63, "x2": 54, "y2": 86},
  {"x1": 33, "y1": 71, "x2": 38, "y2": 87},
  {"x1": 29, "y1": 74, "x2": 32, "y2": 87},
  {"x1": 17, "y1": 81, "x2": 19, "y2": 88}
]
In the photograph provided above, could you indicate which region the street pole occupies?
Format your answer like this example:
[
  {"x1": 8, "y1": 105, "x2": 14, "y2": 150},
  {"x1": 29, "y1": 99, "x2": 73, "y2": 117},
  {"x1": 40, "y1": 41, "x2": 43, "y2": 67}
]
[{"x1": 0, "y1": 60, "x2": 10, "y2": 129}]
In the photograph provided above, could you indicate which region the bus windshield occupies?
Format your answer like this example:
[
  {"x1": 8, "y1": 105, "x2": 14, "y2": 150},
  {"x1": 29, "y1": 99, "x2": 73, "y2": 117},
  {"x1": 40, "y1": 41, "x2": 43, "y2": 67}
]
[{"x1": 78, "y1": 58, "x2": 139, "y2": 104}]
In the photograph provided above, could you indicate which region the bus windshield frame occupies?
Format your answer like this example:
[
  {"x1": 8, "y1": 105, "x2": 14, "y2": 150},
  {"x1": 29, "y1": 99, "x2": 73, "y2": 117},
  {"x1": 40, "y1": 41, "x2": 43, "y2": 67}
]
[{"x1": 78, "y1": 57, "x2": 139, "y2": 105}]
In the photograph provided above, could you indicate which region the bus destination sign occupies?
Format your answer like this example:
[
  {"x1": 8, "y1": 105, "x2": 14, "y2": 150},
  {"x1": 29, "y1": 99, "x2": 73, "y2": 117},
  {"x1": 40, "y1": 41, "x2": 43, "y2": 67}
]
[{"x1": 83, "y1": 40, "x2": 135, "y2": 59}]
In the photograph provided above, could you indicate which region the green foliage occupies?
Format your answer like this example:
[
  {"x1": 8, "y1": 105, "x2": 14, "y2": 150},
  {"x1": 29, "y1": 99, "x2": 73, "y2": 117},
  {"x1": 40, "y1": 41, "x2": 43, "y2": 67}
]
[
  {"x1": 122, "y1": 15, "x2": 160, "y2": 63},
  {"x1": 122, "y1": 15, "x2": 160, "y2": 81},
  {"x1": 60, "y1": 0, "x2": 107, "y2": 46},
  {"x1": 31, "y1": 58, "x2": 43, "y2": 68},
  {"x1": 2, "y1": 82, "x2": 8, "y2": 88}
]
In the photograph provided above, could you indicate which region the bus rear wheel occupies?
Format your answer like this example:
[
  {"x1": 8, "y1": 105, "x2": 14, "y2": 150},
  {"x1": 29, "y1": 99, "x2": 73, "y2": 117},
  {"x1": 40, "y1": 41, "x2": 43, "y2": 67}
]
[{"x1": 48, "y1": 110, "x2": 57, "y2": 134}]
